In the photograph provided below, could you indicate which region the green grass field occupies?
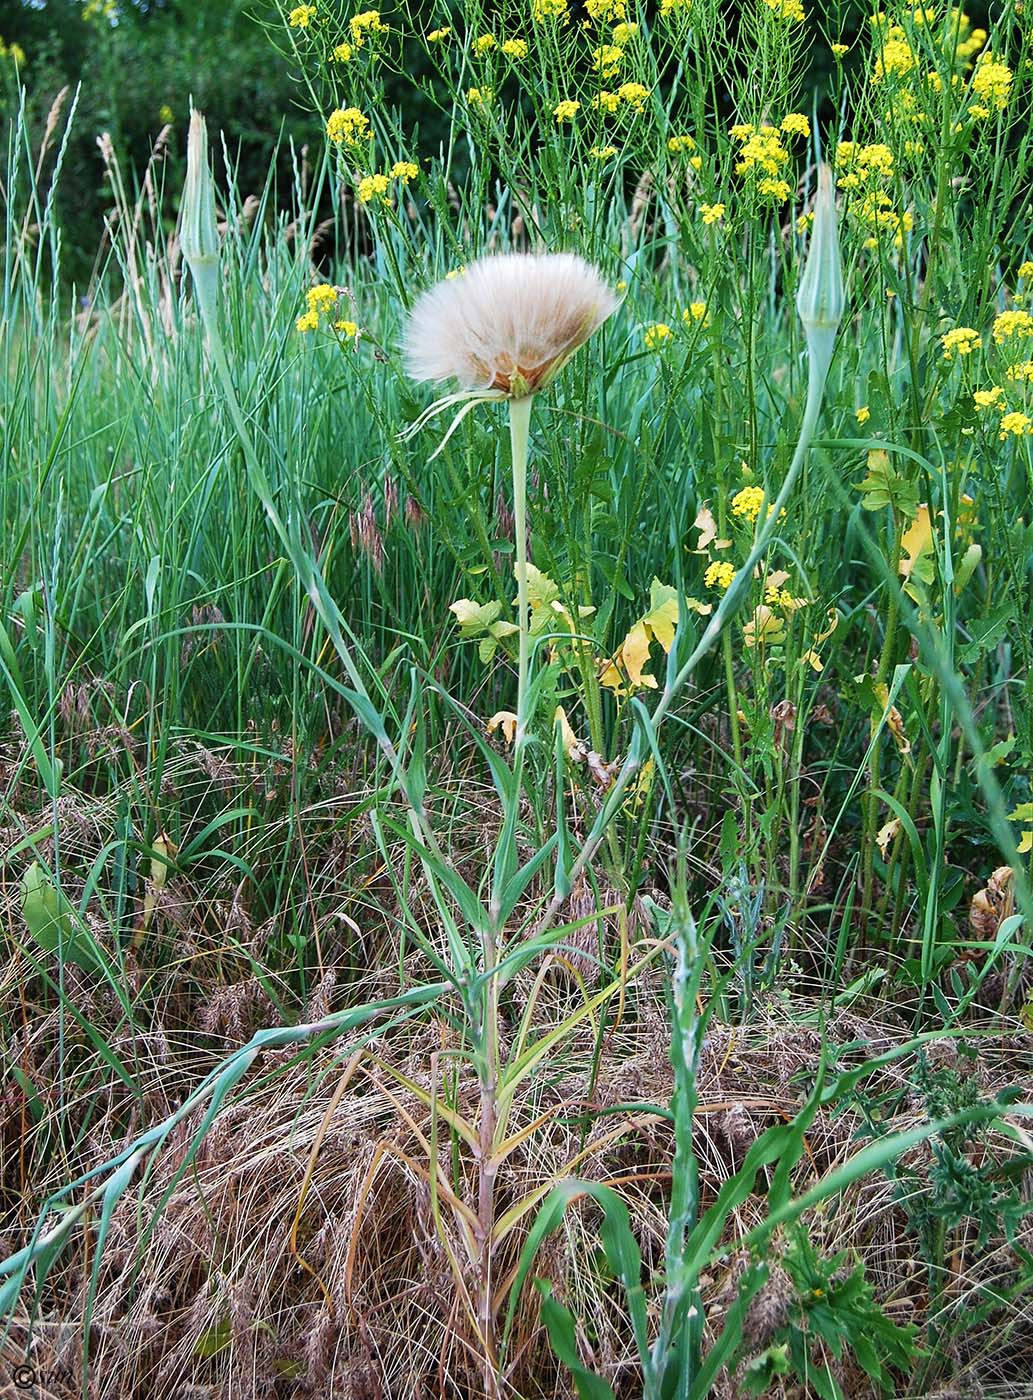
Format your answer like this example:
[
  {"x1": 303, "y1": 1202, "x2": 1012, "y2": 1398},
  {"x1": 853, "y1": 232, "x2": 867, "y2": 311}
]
[{"x1": 2, "y1": 2, "x2": 1033, "y2": 1395}]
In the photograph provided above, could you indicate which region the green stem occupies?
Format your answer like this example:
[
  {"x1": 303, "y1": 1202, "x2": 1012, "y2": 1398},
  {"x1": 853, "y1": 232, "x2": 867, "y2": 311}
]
[{"x1": 510, "y1": 395, "x2": 533, "y2": 744}]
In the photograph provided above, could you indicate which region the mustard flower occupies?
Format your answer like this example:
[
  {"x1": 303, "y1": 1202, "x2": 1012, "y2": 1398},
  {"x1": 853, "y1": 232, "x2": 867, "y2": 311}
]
[
  {"x1": 974, "y1": 387, "x2": 1004, "y2": 409},
  {"x1": 296, "y1": 310, "x2": 320, "y2": 332},
  {"x1": 644, "y1": 323, "x2": 673, "y2": 349},
  {"x1": 1019, "y1": 262, "x2": 1033, "y2": 282},
  {"x1": 334, "y1": 319, "x2": 359, "y2": 337},
  {"x1": 584, "y1": 0, "x2": 625, "y2": 19},
  {"x1": 307, "y1": 284, "x2": 338, "y2": 315},
  {"x1": 326, "y1": 107, "x2": 370, "y2": 145},
  {"x1": 683, "y1": 302, "x2": 708, "y2": 324},
  {"x1": 590, "y1": 145, "x2": 618, "y2": 160},
  {"x1": 473, "y1": 33, "x2": 496, "y2": 52},
  {"x1": 502, "y1": 38, "x2": 528, "y2": 57},
  {"x1": 358, "y1": 173, "x2": 390, "y2": 204},
  {"x1": 971, "y1": 52, "x2": 1012, "y2": 112},
  {"x1": 390, "y1": 161, "x2": 419, "y2": 183},
  {"x1": 349, "y1": 9, "x2": 388, "y2": 44},
  {"x1": 831, "y1": 42, "x2": 849, "y2": 56},
  {"x1": 1007, "y1": 361, "x2": 1033, "y2": 382},
  {"x1": 781, "y1": 113, "x2": 810, "y2": 138},
  {"x1": 617, "y1": 82, "x2": 649, "y2": 111},
  {"x1": 999, "y1": 411, "x2": 1033, "y2": 439},
  {"x1": 757, "y1": 178, "x2": 791, "y2": 201},
  {"x1": 668, "y1": 134, "x2": 696, "y2": 153},
  {"x1": 593, "y1": 44, "x2": 624, "y2": 78},
  {"x1": 993, "y1": 310, "x2": 1033, "y2": 344},
  {"x1": 289, "y1": 4, "x2": 316, "y2": 27},
  {"x1": 592, "y1": 90, "x2": 621, "y2": 113},
  {"x1": 731, "y1": 485, "x2": 770, "y2": 521},
  {"x1": 872, "y1": 30, "x2": 916, "y2": 80},
  {"x1": 940, "y1": 326, "x2": 980, "y2": 359},
  {"x1": 332, "y1": 41, "x2": 352, "y2": 61},
  {"x1": 856, "y1": 405, "x2": 871, "y2": 424},
  {"x1": 467, "y1": 86, "x2": 493, "y2": 106},
  {"x1": 554, "y1": 100, "x2": 581, "y2": 123},
  {"x1": 427, "y1": 26, "x2": 450, "y2": 41},
  {"x1": 704, "y1": 561, "x2": 736, "y2": 591},
  {"x1": 659, "y1": 0, "x2": 691, "y2": 13},
  {"x1": 700, "y1": 202, "x2": 725, "y2": 224},
  {"x1": 532, "y1": 0, "x2": 568, "y2": 20},
  {"x1": 762, "y1": 0, "x2": 806, "y2": 21},
  {"x1": 402, "y1": 252, "x2": 618, "y2": 397},
  {"x1": 612, "y1": 22, "x2": 638, "y2": 44}
]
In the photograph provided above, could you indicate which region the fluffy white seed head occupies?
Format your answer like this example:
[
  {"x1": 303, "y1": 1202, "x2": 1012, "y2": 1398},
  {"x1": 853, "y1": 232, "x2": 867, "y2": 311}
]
[{"x1": 403, "y1": 252, "x2": 619, "y2": 397}]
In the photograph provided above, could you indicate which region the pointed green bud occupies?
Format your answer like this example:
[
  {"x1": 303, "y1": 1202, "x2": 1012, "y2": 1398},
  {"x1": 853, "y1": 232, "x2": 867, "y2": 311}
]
[
  {"x1": 796, "y1": 163, "x2": 843, "y2": 374},
  {"x1": 181, "y1": 111, "x2": 220, "y2": 300}
]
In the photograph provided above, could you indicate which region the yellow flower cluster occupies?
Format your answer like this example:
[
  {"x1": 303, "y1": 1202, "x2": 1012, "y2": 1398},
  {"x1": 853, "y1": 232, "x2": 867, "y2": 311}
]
[
  {"x1": 358, "y1": 173, "x2": 390, "y2": 204},
  {"x1": 473, "y1": 33, "x2": 495, "y2": 52},
  {"x1": 332, "y1": 42, "x2": 352, "y2": 61},
  {"x1": 584, "y1": 0, "x2": 626, "y2": 20},
  {"x1": 731, "y1": 124, "x2": 795, "y2": 204},
  {"x1": 704, "y1": 561, "x2": 735, "y2": 591},
  {"x1": 974, "y1": 386, "x2": 1004, "y2": 409},
  {"x1": 682, "y1": 302, "x2": 709, "y2": 325},
  {"x1": 554, "y1": 100, "x2": 581, "y2": 123},
  {"x1": 999, "y1": 412, "x2": 1033, "y2": 439},
  {"x1": 612, "y1": 22, "x2": 637, "y2": 44},
  {"x1": 427, "y1": 26, "x2": 450, "y2": 41},
  {"x1": 644, "y1": 323, "x2": 674, "y2": 349},
  {"x1": 781, "y1": 113, "x2": 810, "y2": 138},
  {"x1": 761, "y1": 0, "x2": 806, "y2": 21},
  {"x1": 592, "y1": 43, "x2": 623, "y2": 78},
  {"x1": 1007, "y1": 362, "x2": 1033, "y2": 382},
  {"x1": 326, "y1": 107, "x2": 371, "y2": 145},
  {"x1": 992, "y1": 310, "x2": 1033, "y2": 344},
  {"x1": 503, "y1": 38, "x2": 528, "y2": 57},
  {"x1": 467, "y1": 87, "x2": 493, "y2": 106},
  {"x1": 668, "y1": 134, "x2": 696, "y2": 153},
  {"x1": 297, "y1": 283, "x2": 339, "y2": 332},
  {"x1": 700, "y1": 202, "x2": 725, "y2": 224},
  {"x1": 871, "y1": 26, "x2": 916, "y2": 82},
  {"x1": 969, "y1": 50, "x2": 1012, "y2": 115},
  {"x1": 349, "y1": 9, "x2": 387, "y2": 45},
  {"x1": 941, "y1": 326, "x2": 980, "y2": 359},
  {"x1": 836, "y1": 142, "x2": 911, "y2": 247},
  {"x1": 0, "y1": 34, "x2": 26, "y2": 63},
  {"x1": 592, "y1": 83, "x2": 650, "y2": 114},
  {"x1": 532, "y1": 0, "x2": 568, "y2": 20},
  {"x1": 289, "y1": 5, "x2": 316, "y2": 28},
  {"x1": 659, "y1": 0, "x2": 691, "y2": 14},
  {"x1": 590, "y1": 145, "x2": 618, "y2": 160},
  {"x1": 390, "y1": 161, "x2": 419, "y2": 182},
  {"x1": 731, "y1": 486, "x2": 767, "y2": 521}
]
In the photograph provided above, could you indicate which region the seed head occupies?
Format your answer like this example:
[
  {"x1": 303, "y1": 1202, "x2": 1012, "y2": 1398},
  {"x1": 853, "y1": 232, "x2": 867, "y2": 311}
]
[{"x1": 402, "y1": 252, "x2": 618, "y2": 398}]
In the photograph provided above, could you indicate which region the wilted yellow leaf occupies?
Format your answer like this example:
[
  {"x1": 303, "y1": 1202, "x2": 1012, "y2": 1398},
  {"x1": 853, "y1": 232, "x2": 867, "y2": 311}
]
[
  {"x1": 486, "y1": 710, "x2": 518, "y2": 745},
  {"x1": 876, "y1": 819, "x2": 901, "y2": 858},
  {"x1": 743, "y1": 605, "x2": 786, "y2": 648},
  {"x1": 899, "y1": 504, "x2": 934, "y2": 582},
  {"x1": 693, "y1": 505, "x2": 717, "y2": 552}
]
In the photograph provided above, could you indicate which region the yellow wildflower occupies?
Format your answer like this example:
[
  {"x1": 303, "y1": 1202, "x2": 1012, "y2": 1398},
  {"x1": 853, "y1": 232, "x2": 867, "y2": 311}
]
[
  {"x1": 585, "y1": 0, "x2": 626, "y2": 19},
  {"x1": 326, "y1": 107, "x2": 370, "y2": 145},
  {"x1": 1007, "y1": 361, "x2": 1033, "y2": 382},
  {"x1": 334, "y1": 319, "x2": 359, "y2": 336},
  {"x1": 296, "y1": 310, "x2": 320, "y2": 332},
  {"x1": 532, "y1": 0, "x2": 568, "y2": 19},
  {"x1": 999, "y1": 412, "x2": 1033, "y2": 439},
  {"x1": 554, "y1": 99, "x2": 581, "y2": 123},
  {"x1": 940, "y1": 326, "x2": 980, "y2": 359},
  {"x1": 831, "y1": 42, "x2": 849, "y2": 56},
  {"x1": 644, "y1": 322, "x2": 673, "y2": 349},
  {"x1": 349, "y1": 9, "x2": 388, "y2": 45},
  {"x1": 390, "y1": 161, "x2": 419, "y2": 182},
  {"x1": 993, "y1": 310, "x2": 1033, "y2": 343},
  {"x1": 467, "y1": 86, "x2": 493, "y2": 106},
  {"x1": 590, "y1": 145, "x2": 618, "y2": 159},
  {"x1": 357, "y1": 173, "x2": 390, "y2": 204},
  {"x1": 762, "y1": 0, "x2": 806, "y2": 20},
  {"x1": 618, "y1": 82, "x2": 650, "y2": 111},
  {"x1": 473, "y1": 33, "x2": 496, "y2": 52},
  {"x1": 704, "y1": 561, "x2": 736, "y2": 590},
  {"x1": 332, "y1": 41, "x2": 352, "y2": 60},
  {"x1": 612, "y1": 22, "x2": 638, "y2": 44},
  {"x1": 592, "y1": 90, "x2": 621, "y2": 113},
  {"x1": 593, "y1": 43, "x2": 624, "y2": 78},
  {"x1": 289, "y1": 4, "x2": 316, "y2": 27},
  {"x1": 974, "y1": 386, "x2": 1004, "y2": 408},
  {"x1": 781, "y1": 113, "x2": 810, "y2": 138},
  {"x1": 730, "y1": 485, "x2": 783, "y2": 522},
  {"x1": 668, "y1": 134, "x2": 696, "y2": 153},
  {"x1": 307, "y1": 284, "x2": 338, "y2": 314},
  {"x1": 502, "y1": 38, "x2": 528, "y2": 57},
  {"x1": 971, "y1": 52, "x2": 1012, "y2": 112},
  {"x1": 683, "y1": 301, "x2": 709, "y2": 324},
  {"x1": 757, "y1": 178, "x2": 791, "y2": 201},
  {"x1": 1019, "y1": 261, "x2": 1033, "y2": 281},
  {"x1": 427, "y1": 26, "x2": 450, "y2": 41},
  {"x1": 659, "y1": 0, "x2": 691, "y2": 12},
  {"x1": 856, "y1": 405, "x2": 871, "y2": 424},
  {"x1": 700, "y1": 202, "x2": 725, "y2": 224}
]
